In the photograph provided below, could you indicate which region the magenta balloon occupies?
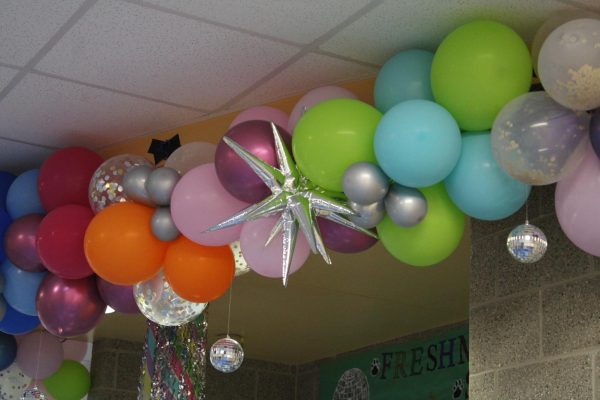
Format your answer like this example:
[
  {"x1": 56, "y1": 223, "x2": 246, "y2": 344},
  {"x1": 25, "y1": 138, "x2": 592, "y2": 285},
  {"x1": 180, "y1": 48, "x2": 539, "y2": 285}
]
[
  {"x1": 317, "y1": 217, "x2": 378, "y2": 253},
  {"x1": 36, "y1": 275, "x2": 106, "y2": 337},
  {"x1": 96, "y1": 278, "x2": 139, "y2": 314},
  {"x1": 171, "y1": 163, "x2": 249, "y2": 246},
  {"x1": 229, "y1": 106, "x2": 289, "y2": 130},
  {"x1": 556, "y1": 145, "x2": 600, "y2": 257},
  {"x1": 215, "y1": 120, "x2": 292, "y2": 203},
  {"x1": 288, "y1": 86, "x2": 358, "y2": 132},
  {"x1": 4, "y1": 214, "x2": 45, "y2": 272},
  {"x1": 16, "y1": 332, "x2": 64, "y2": 379},
  {"x1": 240, "y1": 216, "x2": 310, "y2": 278}
]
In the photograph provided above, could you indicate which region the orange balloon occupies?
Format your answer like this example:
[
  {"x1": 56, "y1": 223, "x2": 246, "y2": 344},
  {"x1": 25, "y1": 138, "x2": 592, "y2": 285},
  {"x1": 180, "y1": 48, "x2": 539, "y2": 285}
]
[
  {"x1": 164, "y1": 236, "x2": 234, "y2": 303},
  {"x1": 84, "y1": 203, "x2": 167, "y2": 285}
]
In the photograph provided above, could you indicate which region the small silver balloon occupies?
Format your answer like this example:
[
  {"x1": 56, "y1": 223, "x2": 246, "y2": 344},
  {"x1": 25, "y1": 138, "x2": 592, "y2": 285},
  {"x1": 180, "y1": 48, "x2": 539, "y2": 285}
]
[
  {"x1": 0, "y1": 296, "x2": 6, "y2": 320},
  {"x1": 229, "y1": 241, "x2": 251, "y2": 277},
  {"x1": 384, "y1": 184, "x2": 428, "y2": 227},
  {"x1": 210, "y1": 337, "x2": 244, "y2": 373},
  {"x1": 133, "y1": 270, "x2": 206, "y2": 326},
  {"x1": 348, "y1": 200, "x2": 385, "y2": 229},
  {"x1": 151, "y1": 207, "x2": 180, "y2": 242},
  {"x1": 146, "y1": 167, "x2": 180, "y2": 206},
  {"x1": 21, "y1": 385, "x2": 47, "y2": 400},
  {"x1": 123, "y1": 165, "x2": 155, "y2": 207},
  {"x1": 507, "y1": 223, "x2": 548, "y2": 263},
  {"x1": 343, "y1": 162, "x2": 389, "y2": 205}
]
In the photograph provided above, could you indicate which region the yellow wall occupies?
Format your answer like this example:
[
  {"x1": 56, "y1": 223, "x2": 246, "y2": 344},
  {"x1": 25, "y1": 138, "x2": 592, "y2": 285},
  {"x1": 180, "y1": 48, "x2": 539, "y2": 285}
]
[{"x1": 99, "y1": 78, "x2": 376, "y2": 159}]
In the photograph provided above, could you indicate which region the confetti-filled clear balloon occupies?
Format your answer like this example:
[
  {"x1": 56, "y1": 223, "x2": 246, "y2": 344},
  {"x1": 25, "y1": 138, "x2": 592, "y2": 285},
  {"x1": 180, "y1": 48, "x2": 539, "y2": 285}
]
[
  {"x1": 0, "y1": 364, "x2": 29, "y2": 399},
  {"x1": 21, "y1": 385, "x2": 47, "y2": 400},
  {"x1": 507, "y1": 223, "x2": 548, "y2": 263},
  {"x1": 88, "y1": 154, "x2": 153, "y2": 213},
  {"x1": 229, "y1": 241, "x2": 250, "y2": 277},
  {"x1": 210, "y1": 337, "x2": 244, "y2": 373},
  {"x1": 133, "y1": 270, "x2": 207, "y2": 326}
]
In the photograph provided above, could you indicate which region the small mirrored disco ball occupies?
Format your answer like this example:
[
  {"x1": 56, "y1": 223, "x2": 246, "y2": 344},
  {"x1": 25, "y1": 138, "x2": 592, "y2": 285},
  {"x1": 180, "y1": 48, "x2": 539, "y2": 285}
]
[
  {"x1": 21, "y1": 385, "x2": 47, "y2": 400},
  {"x1": 210, "y1": 337, "x2": 244, "y2": 373},
  {"x1": 507, "y1": 223, "x2": 548, "y2": 263}
]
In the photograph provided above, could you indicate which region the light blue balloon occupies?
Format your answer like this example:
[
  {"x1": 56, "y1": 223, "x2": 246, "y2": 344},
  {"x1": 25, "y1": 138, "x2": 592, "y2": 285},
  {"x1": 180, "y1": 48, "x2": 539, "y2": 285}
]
[
  {"x1": 0, "y1": 259, "x2": 47, "y2": 316},
  {"x1": 374, "y1": 49, "x2": 434, "y2": 113},
  {"x1": 374, "y1": 100, "x2": 461, "y2": 188},
  {"x1": 445, "y1": 132, "x2": 531, "y2": 220},
  {"x1": 6, "y1": 169, "x2": 45, "y2": 219}
]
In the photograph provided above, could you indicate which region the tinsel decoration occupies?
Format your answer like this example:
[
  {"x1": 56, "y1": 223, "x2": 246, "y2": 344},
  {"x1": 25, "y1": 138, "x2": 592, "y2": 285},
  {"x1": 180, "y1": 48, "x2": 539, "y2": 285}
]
[{"x1": 138, "y1": 314, "x2": 207, "y2": 400}]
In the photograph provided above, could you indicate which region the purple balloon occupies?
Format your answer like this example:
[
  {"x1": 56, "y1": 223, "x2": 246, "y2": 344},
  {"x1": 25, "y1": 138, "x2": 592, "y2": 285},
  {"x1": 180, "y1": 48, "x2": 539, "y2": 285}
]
[
  {"x1": 96, "y1": 277, "x2": 139, "y2": 314},
  {"x1": 591, "y1": 109, "x2": 600, "y2": 160},
  {"x1": 317, "y1": 217, "x2": 378, "y2": 253},
  {"x1": 215, "y1": 120, "x2": 292, "y2": 203},
  {"x1": 36, "y1": 275, "x2": 106, "y2": 337},
  {"x1": 4, "y1": 214, "x2": 45, "y2": 272}
]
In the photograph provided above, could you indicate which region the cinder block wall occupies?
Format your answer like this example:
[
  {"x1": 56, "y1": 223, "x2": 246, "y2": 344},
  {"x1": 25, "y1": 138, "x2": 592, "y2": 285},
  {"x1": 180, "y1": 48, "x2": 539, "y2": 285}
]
[{"x1": 469, "y1": 185, "x2": 600, "y2": 399}]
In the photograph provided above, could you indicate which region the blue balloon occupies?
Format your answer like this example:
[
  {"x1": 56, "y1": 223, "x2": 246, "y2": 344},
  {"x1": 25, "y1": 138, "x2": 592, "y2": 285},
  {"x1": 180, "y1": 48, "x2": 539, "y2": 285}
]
[
  {"x1": 0, "y1": 331, "x2": 17, "y2": 370},
  {"x1": 0, "y1": 209, "x2": 11, "y2": 263},
  {"x1": 374, "y1": 100, "x2": 461, "y2": 188},
  {"x1": 0, "y1": 302, "x2": 39, "y2": 335},
  {"x1": 445, "y1": 132, "x2": 531, "y2": 220},
  {"x1": 374, "y1": 49, "x2": 434, "y2": 113},
  {"x1": 6, "y1": 169, "x2": 45, "y2": 219},
  {"x1": 1, "y1": 259, "x2": 47, "y2": 316},
  {"x1": 0, "y1": 171, "x2": 15, "y2": 211}
]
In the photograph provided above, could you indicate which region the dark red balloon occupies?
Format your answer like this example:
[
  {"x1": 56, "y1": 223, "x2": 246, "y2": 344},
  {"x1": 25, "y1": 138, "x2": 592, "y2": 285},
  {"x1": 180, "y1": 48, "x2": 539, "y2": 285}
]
[
  {"x1": 215, "y1": 120, "x2": 291, "y2": 203},
  {"x1": 317, "y1": 217, "x2": 378, "y2": 253},
  {"x1": 36, "y1": 275, "x2": 106, "y2": 337},
  {"x1": 38, "y1": 147, "x2": 103, "y2": 211},
  {"x1": 96, "y1": 278, "x2": 139, "y2": 314},
  {"x1": 37, "y1": 205, "x2": 94, "y2": 279},
  {"x1": 4, "y1": 214, "x2": 45, "y2": 272}
]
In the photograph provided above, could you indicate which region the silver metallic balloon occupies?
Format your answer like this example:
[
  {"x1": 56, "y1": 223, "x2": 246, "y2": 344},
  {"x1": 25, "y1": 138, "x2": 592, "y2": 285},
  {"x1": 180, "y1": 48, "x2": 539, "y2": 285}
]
[
  {"x1": 133, "y1": 270, "x2": 207, "y2": 326},
  {"x1": 146, "y1": 167, "x2": 180, "y2": 206},
  {"x1": 384, "y1": 184, "x2": 428, "y2": 227},
  {"x1": 0, "y1": 296, "x2": 6, "y2": 320},
  {"x1": 343, "y1": 162, "x2": 390, "y2": 205},
  {"x1": 348, "y1": 200, "x2": 385, "y2": 229},
  {"x1": 151, "y1": 207, "x2": 180, "y2": 242},
  {"x1": 210, "y1": 337, "x2": 244, "y2": 373},
  {"x1": 229, "y1": 241, "x2": 251, "y2": 277},
  {"x1": 123, "y1": 165, "x2": 155, "y2": 207},
  {"x1": 507, "y1": 223, "x2": 547, "y2": 263}
]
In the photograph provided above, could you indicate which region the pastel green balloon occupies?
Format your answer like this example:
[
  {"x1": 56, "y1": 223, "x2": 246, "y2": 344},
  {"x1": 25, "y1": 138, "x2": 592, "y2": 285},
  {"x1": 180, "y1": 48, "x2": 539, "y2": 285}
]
[
  {"x1": 377, "y1": 183, "x2": 465, "y2": 267},
  {"x1": 431, "y1": 20, "x2": 532, "y2": 131},
  {"x1": 292, "y1": 98, "x2": 382, "y2": 192},
  {"x1": 44, "y1": 360, "x2": 91, "y2": 400}
]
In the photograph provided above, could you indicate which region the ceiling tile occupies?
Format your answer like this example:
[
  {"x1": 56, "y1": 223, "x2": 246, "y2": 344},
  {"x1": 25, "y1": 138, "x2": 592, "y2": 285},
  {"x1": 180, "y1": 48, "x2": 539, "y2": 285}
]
[
  {"x1": 0, "y1": 139, "x2": 55, "y2": 174},
  {"x1": 0, "y1": 66, "x2": 19, "y2": 92},
  {"x1": 36, "y1": 0, "x2": 299, "y2": 110},
  {"x1": 0, "y1": 73, "x2": 201, "y2": 149},
  {"x1": 0, "y1": 0, "x2": 85, "y2": 66},
  {"x1": 320, "y1": 0, "x2": 578, "y2": 65},
  {"x1": 141, "y1": 0, "x2": 371, "y2": 44},
  {"x1": 230, "y1": 53, "x2": 376, "y2": 110}
]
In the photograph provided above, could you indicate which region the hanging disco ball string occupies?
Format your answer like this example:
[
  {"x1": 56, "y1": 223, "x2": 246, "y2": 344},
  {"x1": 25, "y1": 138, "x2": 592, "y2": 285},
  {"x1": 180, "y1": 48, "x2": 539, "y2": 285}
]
[
  {"x1": 210, "y1": 283, "x2": 244, "y2": 373},
  {"x1": 506, "y1": 201, "x2": 548, "y2": 264}
]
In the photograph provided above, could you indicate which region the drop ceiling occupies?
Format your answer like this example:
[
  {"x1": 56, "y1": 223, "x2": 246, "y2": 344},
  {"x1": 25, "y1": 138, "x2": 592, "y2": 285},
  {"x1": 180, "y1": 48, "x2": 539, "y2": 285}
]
[{"x1": 1, "y1": 0, "x2": 599, "y2": 364}]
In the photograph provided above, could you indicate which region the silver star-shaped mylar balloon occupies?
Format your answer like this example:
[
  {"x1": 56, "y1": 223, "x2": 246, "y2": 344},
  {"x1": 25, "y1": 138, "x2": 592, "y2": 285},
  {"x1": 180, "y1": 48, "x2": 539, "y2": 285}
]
[{"x1": 208, "y1": 123, "x2": 377, "y2": 286}]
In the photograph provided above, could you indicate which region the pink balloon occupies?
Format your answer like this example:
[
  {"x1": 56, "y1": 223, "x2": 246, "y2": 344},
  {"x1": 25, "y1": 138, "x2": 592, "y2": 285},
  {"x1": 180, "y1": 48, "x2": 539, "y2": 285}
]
[
  {"x1": 556, "y1": 145, "x2": 600, "y2": 257},
  {"x1": 171, "y1": 163, "x2": 249, "y2": 246},
  {"x1": 240, "y1": 216, "x2": 310, "y2": 278},
  {"x1": 288, "y1": 86, "x2": 358, "y2": 132},
  {"x1": 4, "y1": 214, "x2": 45, "y2": 272},
  {"x1": 229, "y1": 106, "x2": 289, "y2": 130},
  {"x1": 37, "y1": 205, "x2": 94, "y2": 279},
  {"x1": 16, "y1": 332, "x2": 64, "y2": 379}
]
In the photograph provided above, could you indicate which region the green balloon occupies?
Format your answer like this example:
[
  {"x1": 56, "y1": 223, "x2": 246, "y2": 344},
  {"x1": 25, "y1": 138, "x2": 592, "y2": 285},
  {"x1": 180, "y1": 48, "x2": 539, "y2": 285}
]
[
  {"x1": 44, "y1": 360, "x2": 91, "y2": 400},
  {"x1": 431, "y1": 20, "x2": 532, "y2": 131},
  {"x1": 377, "y1": 183, "x2": 465, "y2": 266},
  {"x1": 292, "y1": 98, "x2": 382, "y2": 192}
]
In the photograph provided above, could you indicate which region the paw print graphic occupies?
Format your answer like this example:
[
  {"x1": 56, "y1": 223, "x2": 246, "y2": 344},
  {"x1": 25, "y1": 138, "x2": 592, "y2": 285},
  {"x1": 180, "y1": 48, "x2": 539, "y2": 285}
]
[
  {"x1": 452, "y1": 379, "x2": 465, "y2": 399},
  {"x1": 370, "y1": 358, "x2": 381, "y2": 377}
]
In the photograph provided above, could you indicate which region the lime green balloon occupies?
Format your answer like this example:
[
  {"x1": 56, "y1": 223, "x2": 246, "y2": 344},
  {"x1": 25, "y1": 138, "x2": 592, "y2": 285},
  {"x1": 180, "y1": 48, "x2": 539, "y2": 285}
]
[
  {"x1": 44, "y1": 360, "x2": 91, "y2": 400},
  {"x1": 431, "y1": 20, "x2": 532, "y2": 131},
  {"x1": 292, "y1": 98, "x2": 382, "y2": 192},
  {"x1": 377, "y1": 183, "x2": 465, "y2": 266}
]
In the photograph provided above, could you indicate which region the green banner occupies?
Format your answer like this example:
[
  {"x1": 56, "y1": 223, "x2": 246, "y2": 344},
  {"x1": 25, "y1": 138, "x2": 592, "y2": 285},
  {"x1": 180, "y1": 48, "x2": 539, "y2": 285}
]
[{"x1": 319, "y1": 324, "x2": 468, "y2": 400}]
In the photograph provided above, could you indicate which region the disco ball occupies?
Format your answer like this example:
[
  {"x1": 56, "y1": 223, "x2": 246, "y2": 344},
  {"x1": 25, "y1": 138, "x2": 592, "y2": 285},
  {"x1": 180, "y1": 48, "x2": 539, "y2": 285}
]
[
  {"x1": 210, "y1": 337, "x2": 244, "y2": 373},
  {"x1": 507, "y1": 223, "x2": 548, "y2": 263},
  {"x1": 21, "y1": 385, "x2": 47, "y2": 400},
  {"x1": 332, "y1": 368, "x2": 370, "y2": 400}
]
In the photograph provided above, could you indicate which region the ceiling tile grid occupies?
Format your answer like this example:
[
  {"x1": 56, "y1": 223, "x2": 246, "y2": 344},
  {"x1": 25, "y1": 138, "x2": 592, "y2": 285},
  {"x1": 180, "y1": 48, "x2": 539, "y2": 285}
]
[
  {"x1": 0, "y1": 67, "x2": 19, "y2": 93},
  {"x1": 0, "y1": 139, "x2": 55, "y2": 174}
]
